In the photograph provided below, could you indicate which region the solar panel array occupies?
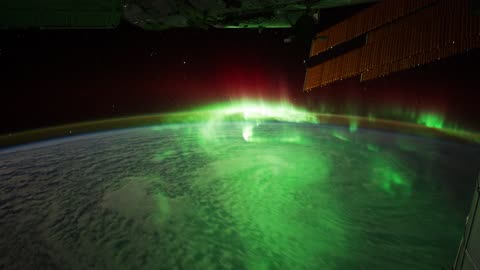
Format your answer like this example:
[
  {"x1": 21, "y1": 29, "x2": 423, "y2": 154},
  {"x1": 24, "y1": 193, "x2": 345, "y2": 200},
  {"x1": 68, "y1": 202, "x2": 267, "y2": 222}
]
[
  {"x1": 305, "y1": 0, "x2": 480, "y2": 91},
  {"x1": 310, "y1": 0, "x2": 437, "y2": 56}
]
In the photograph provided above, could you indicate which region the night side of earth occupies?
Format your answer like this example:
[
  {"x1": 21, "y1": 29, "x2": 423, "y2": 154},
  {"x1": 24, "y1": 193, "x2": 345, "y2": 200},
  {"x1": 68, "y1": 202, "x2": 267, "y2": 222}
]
[{"x1": 1, "y1": 102, "x2": 480, "y2": 269}]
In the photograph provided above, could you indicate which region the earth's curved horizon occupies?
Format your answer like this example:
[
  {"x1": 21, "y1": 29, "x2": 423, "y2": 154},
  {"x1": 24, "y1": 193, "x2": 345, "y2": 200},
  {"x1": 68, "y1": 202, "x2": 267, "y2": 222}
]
[
  {"x1": 1, "y1": 105, "x2": 479, "y2": 149},
  {"x1": 1, "y1": 102, "x2": 480, "y2": 269}
]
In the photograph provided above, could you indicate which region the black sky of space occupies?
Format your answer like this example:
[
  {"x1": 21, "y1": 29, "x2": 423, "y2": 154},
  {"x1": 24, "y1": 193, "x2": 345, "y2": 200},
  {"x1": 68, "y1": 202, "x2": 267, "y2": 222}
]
[{"x1": 1, "y1": 5, "x2": 480, "y2": 134}]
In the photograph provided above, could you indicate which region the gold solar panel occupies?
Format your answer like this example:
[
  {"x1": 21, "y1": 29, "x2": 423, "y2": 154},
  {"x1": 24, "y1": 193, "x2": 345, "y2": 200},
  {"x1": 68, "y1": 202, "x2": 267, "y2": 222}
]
[{"x1": 305, "y1": 0, "x2": 480, "y2": 91}]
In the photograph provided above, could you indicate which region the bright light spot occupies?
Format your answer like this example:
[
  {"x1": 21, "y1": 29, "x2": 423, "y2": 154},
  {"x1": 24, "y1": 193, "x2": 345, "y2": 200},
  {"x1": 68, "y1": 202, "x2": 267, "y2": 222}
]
[
  {"x1": 375, "y1": 167, "x2": 411, "y2": 196},
  {"x1": 417, "y1": 113, "x2": 444, "y2": 129},
  {"x1": 243, "y1": 125, "x2": 254, "y2": 141},
  {"x1": 207, "y1": 100, "x2": 318, "y2": 123},
  {"x1": 191, "y1": 100, "x2": 317, "y2": 144},
  {"x1": 332, "y1": 131, "x2": 349, "y2": 142},
  {"x1": 367, "y1": 144, "x2": 379, "y2": 152},
  {"x1": 349, "y1": 119, "x2": 358, "y2": 133}
]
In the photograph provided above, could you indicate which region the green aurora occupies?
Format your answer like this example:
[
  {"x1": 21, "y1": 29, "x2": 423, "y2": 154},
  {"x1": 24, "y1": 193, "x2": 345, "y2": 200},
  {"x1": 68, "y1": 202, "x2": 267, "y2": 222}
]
[
  {"x1": 1, "y1": 100, "x2": 479, "y2": 269},
  {"x1": 1, "y1": 100, "x2": 479, "y2": 148}
]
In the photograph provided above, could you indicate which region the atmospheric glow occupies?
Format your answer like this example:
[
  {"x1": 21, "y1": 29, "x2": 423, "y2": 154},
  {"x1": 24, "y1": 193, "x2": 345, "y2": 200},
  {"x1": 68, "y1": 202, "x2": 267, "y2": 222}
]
[
  {"x1": 367, "y1": 144, "x2": 380, "y2": 152},
  {"x1": 349, "y1": 119, "x2": 358, "y2": 133},
  {"x1": 372, "y1": 157, "x2": 412, "y2": 197},
  {"x1": 2, "y1": 100, "x2": 480, "y2": 148},
  {"x1": 332, "y1": 131, "x2": 349, "y2": 142},
  {"x1": 199, "y1": 100, "x2": 319, "y2": 123},
  {"x1": 3, "y1": 118, "x2": 478, "y2": 269},
  {"x1": 190, "y1": 100, "x2": 318, "y2": 143},
  {"x1": 242, "y1": 124, "x2": 254, "y2": 141},
  {"x1": 185, "y1": 122, "x2": 340, "y2": 269},
  {"x1": 417, "y1": 113, "x2": 445, "y2": 129}
]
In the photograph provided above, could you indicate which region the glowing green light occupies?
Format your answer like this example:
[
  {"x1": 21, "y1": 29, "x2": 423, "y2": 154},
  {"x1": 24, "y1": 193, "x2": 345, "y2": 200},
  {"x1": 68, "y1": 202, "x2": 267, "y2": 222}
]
[
  {"x1": 349, "y1": 119, "x2": 358, "y2": 133},
  {"x1": 372, "y1": 157, "x2": 412, "y2": 197},
  {"x1": 368, "y1": 113, "x2": 376, "y2": 122},
  {"x1": 191, "y1": 100, "x2": 317, "y2": 144},
  {"x1": 379, "y1": 168, "x2": 410, "y2": 195},
  {"x1": 3, "y1": 99, "x2": 480, "y2": 149},
  {"x1": 190, "y1": 136, "x2": 340, "y2": 268},
  {"x1": 417, "y1": 113, "x2": 445, "y2": 129},
  {"x1": 243, "y1": 124, "x2": 254, "y2": 141},
  {"x1": 245, "y1": 124, "x2": 308, "y2": 144},
  {"x1": 6, "y1": 106, "x2": 476, "y2": 268},
  {"x1": 201, "y1": 100, "x2": 318, "y2": 123},
  {"x1": 367, "y1": 144, "x2": 379, "y2": 152},
  {"x1": 332, "y1": 131, "x2": 350, "y2": 142}
]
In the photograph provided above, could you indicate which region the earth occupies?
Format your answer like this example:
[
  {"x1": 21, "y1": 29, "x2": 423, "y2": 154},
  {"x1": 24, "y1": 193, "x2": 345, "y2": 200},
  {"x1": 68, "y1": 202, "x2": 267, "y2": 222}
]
[{"x1": 0, "y1": 122, "x2": 479, "y2": 270}]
